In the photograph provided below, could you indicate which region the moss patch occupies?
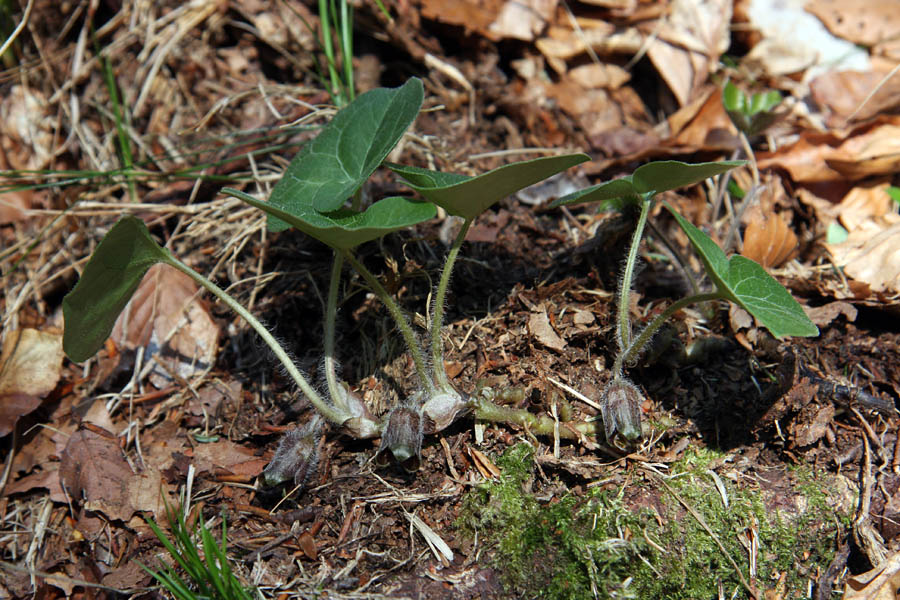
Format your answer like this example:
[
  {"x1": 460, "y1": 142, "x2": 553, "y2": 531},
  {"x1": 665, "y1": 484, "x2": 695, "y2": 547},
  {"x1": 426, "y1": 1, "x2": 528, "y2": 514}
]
[{"x1": 457, "y1": 443, "x2": 848, "y2": 599}]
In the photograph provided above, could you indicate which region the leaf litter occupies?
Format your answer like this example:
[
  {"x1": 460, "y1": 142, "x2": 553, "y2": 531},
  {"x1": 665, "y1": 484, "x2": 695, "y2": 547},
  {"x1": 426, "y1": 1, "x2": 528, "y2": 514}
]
[{"x1": 1, "y1": 0, "x2": 900, "y2": 598}]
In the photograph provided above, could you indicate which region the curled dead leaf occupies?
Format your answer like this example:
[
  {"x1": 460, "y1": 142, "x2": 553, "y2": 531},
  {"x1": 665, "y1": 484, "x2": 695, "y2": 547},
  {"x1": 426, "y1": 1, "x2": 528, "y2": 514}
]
[
  {"x1": 741, "y1": 213, "x2": 798, "y2": 268},
  {"x1": 111, "y1": 264, "x2": 220, "y2": 384},
  {"x1": 0, "y1": 328, "x2": 63, "y2": 437},
  {"x1": 528, "y1": 308, "x2": 566, "y2": 352}
]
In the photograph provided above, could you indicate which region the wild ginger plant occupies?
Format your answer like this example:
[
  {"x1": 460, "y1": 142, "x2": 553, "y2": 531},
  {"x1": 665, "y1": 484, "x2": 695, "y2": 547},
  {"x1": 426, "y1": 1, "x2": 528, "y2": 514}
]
[
  {"x1": 62, "y1": 77, "x2": 591, "y2": 484},
  {"x1": 553, "y1": 160, "x2": 819, "y2": 443}
]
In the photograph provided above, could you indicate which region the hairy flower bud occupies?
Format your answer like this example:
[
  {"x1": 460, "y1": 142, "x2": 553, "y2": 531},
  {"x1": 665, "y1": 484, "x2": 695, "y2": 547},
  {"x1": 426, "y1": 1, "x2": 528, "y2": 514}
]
[
  {"x1": 422, "y1": 387, "x2": 468, "y2": 434},
  {"x1": 334, "y1": 384, "x2": 381, "y2": 439},
  {"x1": 600, "y1": 377, "x2": 643, "y2": 443},
  {"x1": 376, "y1": 403, "x2": 424, "y2": 472},
  {"x1": 262, "y1": 415, "x2": 323, "y2": 489}
]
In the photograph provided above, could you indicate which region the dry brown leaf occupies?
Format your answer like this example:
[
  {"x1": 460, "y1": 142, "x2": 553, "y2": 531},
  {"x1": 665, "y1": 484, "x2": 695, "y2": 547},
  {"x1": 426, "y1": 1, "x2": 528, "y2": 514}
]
[
  {"x1": 0, "y1": 85, "x2": 55, "y2": 171},
  {"x1": 644, "y1": 0, "x2": 731, "y2": 106},
  {"x1": 528, "y1": 308, "x2": 566, "y2": 352},
  {"x1": 111, "y1": 264, "x2": 220, "y2": 384},
  {"x1": 826, "y1": 223, "x2": 900, "y2": 294},
  {"x1": 806, "y1": 0, "x2": 900, "y2": 47},
  {"x1": 741, "y1": 213, "x2": 798, "y2": 269},
  {"x1": 789, "y1": 402, "x2": 834, "y2": 447},
  {"x1": 845, "y1": 551, "x2": 900, "y2": 600},
  {"x1": 757, "y1": 133, "x2": 845, "y2": 183},
  {"x1": 826, "y1": 123, "x2": 900, "y2": 178},
  {"x1": 811, "y1": 68, "x2": 900, "y2": 124},
  {"x1": 805, "y1": 301, "x2": 858, "y2": 327},
  {"x1": 488, "y1": 0, "x2": 557, "y2": 41},
  {"x1": 60, "y1": 428, "x2": 172, "y2": 521},
  {"x1": 0, "y1": 328, "x2": 63, "y2": 437},
  {"x1": 567, "y1": 63, "x2": 631, "y2": 90},
  {"x1": 739, "y1": 0, "x2": 869, "y2": 78},
  {"x1": 666, "y1": 86, "x2": 740, "y2": 152},
  {"x1": 535, "y1": 25, "x2": 641, "y2": 63},
  {"x1": 418, "y1": 0, "x2": 555, "y2": 42},
  {"x1": 835, "y1": 181, "x2": 896, "y2": 233},
  {"x1": 191, "y1": 438, "x2": 268, "y2": 478}
]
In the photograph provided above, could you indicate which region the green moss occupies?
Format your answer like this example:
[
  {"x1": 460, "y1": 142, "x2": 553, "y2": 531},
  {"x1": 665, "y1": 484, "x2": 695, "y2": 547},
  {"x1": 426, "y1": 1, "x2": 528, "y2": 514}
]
[{"x1": 457, "y1": 443, "x2": 848, "y2": 600}]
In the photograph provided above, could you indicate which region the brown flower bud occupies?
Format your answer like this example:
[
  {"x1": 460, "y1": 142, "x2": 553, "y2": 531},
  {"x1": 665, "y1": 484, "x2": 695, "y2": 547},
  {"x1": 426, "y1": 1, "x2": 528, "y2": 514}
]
[
  {"x1": 262, "y1": 415, "x2": 323, "y2": 489},
  {"x1": 377, "y1": 403, "x2": 424, "y2": 471},
  {"x1": 600, "y1": 377, "x2": 643, "y2": 443}
]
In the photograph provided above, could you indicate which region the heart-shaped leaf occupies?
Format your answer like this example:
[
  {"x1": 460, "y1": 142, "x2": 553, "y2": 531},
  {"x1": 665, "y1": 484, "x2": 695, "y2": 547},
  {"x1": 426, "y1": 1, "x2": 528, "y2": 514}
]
[
  {"x1": 225, "y1": 188, "x2": 436, "y2": 250},
  {"x1": 63, "y1": 217, "x2": 174, "y2": 362},
  {"x1": 552, "y1": 160, "x2": 743, "y2": 209},
  {"x1": 267, "y1": 78, "x2": 424, "y2": 231},
  {"x1": 388, "y1": 154, "x2": 590, "y2": 220},
  {"x1": 666, "y1": 204, "x2": 818, "y2": 338}
]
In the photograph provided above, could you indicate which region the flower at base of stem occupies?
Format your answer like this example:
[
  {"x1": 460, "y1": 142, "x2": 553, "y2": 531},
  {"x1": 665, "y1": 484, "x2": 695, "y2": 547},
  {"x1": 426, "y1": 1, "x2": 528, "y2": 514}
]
[
  {"x1": 262, "y1": 415, "x2": 324, "y2": 489},
  {"x1": 377, "y1": 403, "x2": 424, "y2": 472},
  {"x1": 600, "y1": 376, "x2": 644, "y2": 443}
]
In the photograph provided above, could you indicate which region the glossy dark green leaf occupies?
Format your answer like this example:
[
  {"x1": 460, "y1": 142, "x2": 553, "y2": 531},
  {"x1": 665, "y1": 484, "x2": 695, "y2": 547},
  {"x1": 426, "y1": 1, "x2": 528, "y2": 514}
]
[
  {"x1": 388, "y1": 154, "x2": 590, "y2": 220},
  {"x1": 225, "y1": 188, "x2": 436, "y2": 250},
  {"x1": 63, "y1": 217, "x2": 173, "y2": 362},
  {"x1": 267, "y1": 78, "x2": 424, "y2": 230},
  {"x1": 666, "y1": 205, "x2": 818, "y2": 338},
  {"x1": 553, "y1": 160, "x2": 743, "y2": 208}
]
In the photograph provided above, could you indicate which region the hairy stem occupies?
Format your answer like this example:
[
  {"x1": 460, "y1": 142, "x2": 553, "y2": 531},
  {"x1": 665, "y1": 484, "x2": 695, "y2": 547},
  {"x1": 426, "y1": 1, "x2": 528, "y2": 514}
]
[
  {"x1": 617, "y1": 196, "x2": 652, "y2": 354},
  {"x1": 342, "y1": 251, "x2": 434, "y2": 393},
  {"x1": 612, "y1": 291, "x2": 722, "y2": 376},
  {"x1": 324, "y1": 251, "x2": 345, "y2": 410},
  {"x1": 431, "y1": 218, "x2": 471, "y2": 390},
  {"x1": 164, "y1": 256, "x2": 347, "y2": 426}
]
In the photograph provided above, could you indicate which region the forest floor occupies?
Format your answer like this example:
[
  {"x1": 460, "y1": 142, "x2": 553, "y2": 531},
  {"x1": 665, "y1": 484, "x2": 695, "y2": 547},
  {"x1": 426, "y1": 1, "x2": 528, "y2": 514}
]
[{"x1": 2, "y1": 0, "x2": 900, "y2": 598}]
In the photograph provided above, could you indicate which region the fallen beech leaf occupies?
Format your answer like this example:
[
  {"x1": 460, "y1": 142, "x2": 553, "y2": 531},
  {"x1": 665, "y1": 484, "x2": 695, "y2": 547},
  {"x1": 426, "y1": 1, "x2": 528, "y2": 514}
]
[
  {"x1": 0, "y1": 328, "x2": 64, "y2": 437},
  {"x1": 644, "y1": 0, "x2": 731, "y2": 106},
  {"x1": 826, "y1": 223, "x2": 900, "y2": 294},
  {"x1": 111, "y1": 264, "x2": 219, "y2": 383},
  {"x1": 835, "y1": 181, "x2": 896, "y2": 233},
  {"x1": 60, "y1": 428, "x2": 171, "y2": 521},
  {"x1": 488, "y1": 0, "x2": 557, "y2": 42},
  {"x1": 741, "y1": 213, "x2": 798, "y2": 268},
  {"x1": 806, "y1": 0, "x2": 900, "y2": 47},
  {"x1": 740, "y1": 0, "x2": 869, "y2": 78},
  {"x1": 827, "y1": 124, "x2": 900, "y2": 178},
  {"x1": 805, "y1": 301, "x2": 858, "y2": 327},
  {"x1": 191, "y1": 438, "x2": 268, "y2": 478},
  {"x1": 845, "y1": 550, "x2": 900, "y2": 600},
  {"x1": 536, "y1": 25, "x2": 641, "y2": 62},
  {"x1": 811, "y1": 68, "x2": 900, "y2": 124},
  {"x1": 567, "y1": 63, "x2": 631, "y2": 90},
  {"x1": 667, "y1": 86, "x2": 740, "y2": 152},
  {"x1": 528, "y1": 309, "x2": 566, "y2": 352}
]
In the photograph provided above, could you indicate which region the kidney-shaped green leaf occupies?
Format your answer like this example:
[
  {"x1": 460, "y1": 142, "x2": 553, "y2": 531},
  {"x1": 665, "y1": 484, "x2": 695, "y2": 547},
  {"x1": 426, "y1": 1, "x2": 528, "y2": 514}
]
[
  {"x1": 388, "y1": 153, "x2": 589, "y2": 220},
  {"x1": 225, "y1": 188, "x2": 436, "y2": 250},
  {"x1": 553, "y1": 160, "x2": 743, "y2": 209},
  {"x1": 63, "y1": 217, "x2": 173, "y2": 362},
  {"x1": 665, "y1": 204, "x2": 818, "y2": 338},
  {"x1": 267, "y1": 78, "x2": 424, "y2": 231}
]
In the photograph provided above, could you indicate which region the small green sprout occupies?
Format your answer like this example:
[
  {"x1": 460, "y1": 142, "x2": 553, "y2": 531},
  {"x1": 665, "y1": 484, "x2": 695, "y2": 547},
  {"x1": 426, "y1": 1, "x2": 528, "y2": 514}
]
[{"x1": 722, "y1": 81, "x2": 782, "y2": 137}]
